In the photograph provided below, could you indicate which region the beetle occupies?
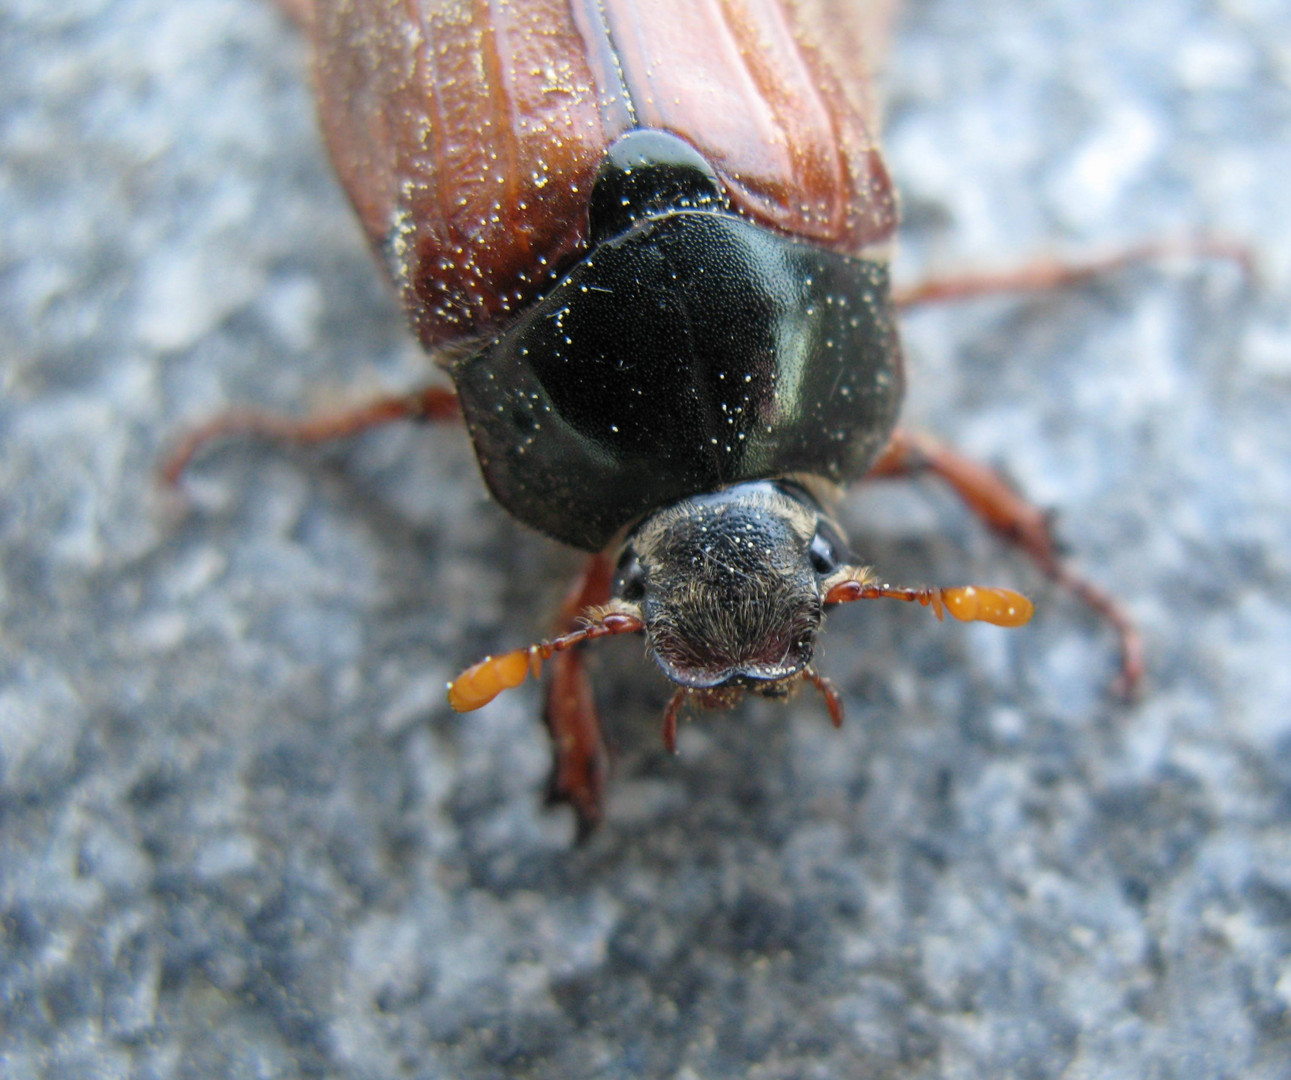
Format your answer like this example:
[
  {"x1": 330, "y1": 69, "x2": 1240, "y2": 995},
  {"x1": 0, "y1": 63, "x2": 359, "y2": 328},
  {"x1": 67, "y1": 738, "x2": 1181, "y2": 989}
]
[{"x1": 169, "y1": 0, "x2": 1142, "y2": 834}]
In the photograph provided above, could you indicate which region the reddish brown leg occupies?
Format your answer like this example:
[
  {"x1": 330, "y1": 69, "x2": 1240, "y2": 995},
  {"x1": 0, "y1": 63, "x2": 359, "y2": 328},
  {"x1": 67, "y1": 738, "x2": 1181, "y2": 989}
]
[
  {"x1": 869, "y1": 428, "x2": 1145, "y2": 695},
  {"x1": 882, "y1": 239, "x2": 1247, "y2": 691},
  {"x1": 162, "y1": 385, "x2": 460, "y2": 485},
  {"x1": 893, "y1": 238, "x2": 1251, "y2": 310},
  {"x1": 543, "y1": 552, "x2": 616, "y2": 839}
]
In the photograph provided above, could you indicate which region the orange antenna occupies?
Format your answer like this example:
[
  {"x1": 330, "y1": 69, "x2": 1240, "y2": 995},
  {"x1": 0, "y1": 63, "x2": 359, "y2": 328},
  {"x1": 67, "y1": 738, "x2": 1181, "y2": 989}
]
[
  {"x1": 448, "y1": 611, "x2": 644, "y2": 712},
  {"x1": 825, "y1": 578, "x2": 1034, "y2": 628}
]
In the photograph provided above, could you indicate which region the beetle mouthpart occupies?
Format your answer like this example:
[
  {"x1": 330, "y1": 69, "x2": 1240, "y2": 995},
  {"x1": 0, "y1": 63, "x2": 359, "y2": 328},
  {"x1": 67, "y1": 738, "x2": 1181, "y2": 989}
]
[
  {"x1": 649, "y1": 632, "x2": 818, "y2": 690},
  {"x1": 655, "y1": 667, "x2": 844, "y2": 753},
  {"x1": 661, "y1": 688, "x2": 688, "y2": 753},
  {"x1": 805, "y1": 669, "x2": 845, "y2": 728}
]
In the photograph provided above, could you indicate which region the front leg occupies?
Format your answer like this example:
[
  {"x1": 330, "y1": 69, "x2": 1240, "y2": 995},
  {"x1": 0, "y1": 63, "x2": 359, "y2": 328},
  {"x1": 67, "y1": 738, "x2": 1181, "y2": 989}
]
[
  {"x1": 543, "y1": 552, "x2": 616, "y2": 839},
  {"x1": 868, "y1": 428, "x2": 1144, "y2": 695}
]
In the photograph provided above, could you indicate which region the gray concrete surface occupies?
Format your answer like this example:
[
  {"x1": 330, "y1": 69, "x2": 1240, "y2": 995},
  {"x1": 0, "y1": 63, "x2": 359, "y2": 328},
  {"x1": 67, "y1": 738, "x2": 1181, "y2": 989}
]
[{"x1": 3, "y1": 0, "x2": 1290, "y2": 1076}]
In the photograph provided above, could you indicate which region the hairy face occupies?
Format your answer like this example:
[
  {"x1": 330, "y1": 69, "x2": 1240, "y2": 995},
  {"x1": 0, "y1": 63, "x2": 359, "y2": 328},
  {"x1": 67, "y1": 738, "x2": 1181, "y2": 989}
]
[{"x1": 614, "y1": 483, "x2": 849, "y2": 690}]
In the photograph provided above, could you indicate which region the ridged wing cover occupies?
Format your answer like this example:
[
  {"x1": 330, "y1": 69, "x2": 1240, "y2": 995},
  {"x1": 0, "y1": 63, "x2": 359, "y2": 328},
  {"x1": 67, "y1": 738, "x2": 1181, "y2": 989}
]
[{"x1": 307, "y1": 0, "x2": 898, "y2": 349}]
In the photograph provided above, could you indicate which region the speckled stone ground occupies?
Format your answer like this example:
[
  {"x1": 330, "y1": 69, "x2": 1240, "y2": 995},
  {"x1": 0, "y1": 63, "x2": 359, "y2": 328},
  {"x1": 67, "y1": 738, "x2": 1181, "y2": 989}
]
[{"x1": 3, "y1": 0, "x2": 1290, "y2": 1076}]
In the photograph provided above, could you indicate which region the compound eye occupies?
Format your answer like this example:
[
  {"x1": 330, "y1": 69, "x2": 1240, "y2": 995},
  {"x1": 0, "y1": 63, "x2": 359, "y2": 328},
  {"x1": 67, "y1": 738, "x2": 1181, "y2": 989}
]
[
  {"x1": 808, "y1": 527, "x2": 845, "y2": 576},
  {"x1": 614, "y1": 547, "x2": 646, "y2": 602}
]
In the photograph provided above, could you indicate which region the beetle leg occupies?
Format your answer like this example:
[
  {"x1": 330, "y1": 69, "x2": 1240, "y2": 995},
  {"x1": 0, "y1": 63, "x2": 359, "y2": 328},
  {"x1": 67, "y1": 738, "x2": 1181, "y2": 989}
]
[
  {"x1": 868, "y1": 428, "x2": 1144, "y2": 696},
  {"x1": 543, "y1": 552, "x2": 615, "y2": 839},
  {"x1": 892, "y1": 237, "x2": 1250, "y2": 310},
  {"x1": 882, "y1": 239, "x2": 1247, "y2": 694},
  {"x1": 162, "y1": 385, "x2": 459, "y2": 485}
]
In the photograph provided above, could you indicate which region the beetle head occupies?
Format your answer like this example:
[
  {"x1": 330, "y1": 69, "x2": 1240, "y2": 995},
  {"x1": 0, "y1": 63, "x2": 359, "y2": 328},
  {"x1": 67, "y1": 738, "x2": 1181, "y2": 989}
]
[
  {"x1": 446, "y1": 479, "x2": 1032, "y2": 727},
  {"x1": 612, "y1": 482, "x2": 848, "y2": 696}
]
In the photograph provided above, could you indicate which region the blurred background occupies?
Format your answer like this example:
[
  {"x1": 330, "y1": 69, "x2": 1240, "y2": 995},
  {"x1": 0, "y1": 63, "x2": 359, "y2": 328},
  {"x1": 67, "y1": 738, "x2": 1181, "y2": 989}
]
[{"x1": 2, "y1": 0, "x2": 1288, "y2": 1075}]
